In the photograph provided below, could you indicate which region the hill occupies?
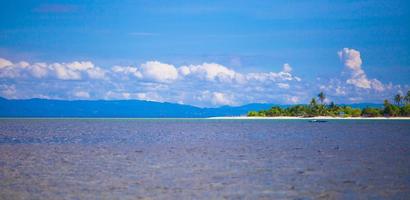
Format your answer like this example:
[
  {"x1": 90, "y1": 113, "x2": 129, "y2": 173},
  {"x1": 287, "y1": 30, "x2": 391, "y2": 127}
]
[
  {"x1": 0, "y1": 97, "x2": 275, "y2": 118},
  {"x1": 0, "y1": 97, "x2": 382, "y2": 118}
]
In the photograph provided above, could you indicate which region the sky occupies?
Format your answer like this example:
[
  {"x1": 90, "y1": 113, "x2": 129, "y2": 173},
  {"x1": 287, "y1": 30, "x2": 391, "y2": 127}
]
[{"x1": 0, "y1": 0, "x2": 409, "y2": 107}]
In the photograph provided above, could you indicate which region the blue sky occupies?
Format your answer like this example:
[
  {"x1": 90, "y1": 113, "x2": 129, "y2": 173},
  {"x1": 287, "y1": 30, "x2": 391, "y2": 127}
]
[{"x1": 0, "y1": 0, "x2": 409, "y2": 107}]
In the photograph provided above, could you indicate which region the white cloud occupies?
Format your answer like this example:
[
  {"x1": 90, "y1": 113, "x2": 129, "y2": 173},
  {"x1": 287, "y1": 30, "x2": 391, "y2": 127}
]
[
  {"x1": 104, "y1": 91, "x2": 129, "y2": 100},
  {"x1": 52, "y1": 61, "x2": 106, "y2": 80},
  {"x1": 87, "y1": 67, "x2": 106, "y2": 79},
  {"x1": 140, "y1": 61, "x2": 178, "y2": 83},
  {"x1": 53, "y1": 63, "x2": 82, "y2": 80},
  {"x1": 370, "y1": 79, "x2": 384, "y2": 92},
  {"x1": 338, "y1": 48, "x2": 384, "y2": 91},
  {"x1": 282, "y1": 63, "x2": 292, "y2": 73},
  {"x1": 1, "y1": 57, "x2": 307, "y2": 106},
  {"x1": 294, "y1": 76, "x2": 302, "y2": 82},
  {"x1": 0, "y1": 58, "x2": 13, "y2": 68},
  {"x1": 178, "y1": 66, "x2": 191, "y2": 76},
  {"x1": 196, "y1": 91, "x2": 237, "y2": 106},
  {"x1": 346, "y1": 76, "x2": 371, "y2": 89},
  {"x1": 18, "y1": 61, "x2": 30, "y2": 68},
  {"x1": 0, "y1": 66, "x2": 21, "y2": 78},
  {"x1": 112, "y1": 65, "x2": 143, "y2": 79},
  {"x1": 338, "y1": 48, "x2": 362, "y2": 74},
  {"x1": 102, "y1": 90, "x2": 163, "y2": 102},
  {"x1": 211, "y1": 92, "x2": 236, "y2": 106},
  {"x1": 179, "y1": 63, "x2": 241, "y2": 83},
  {"x1": 29, "y1": 63, "x2": 49, "y2": 78},
  {"x1": 335, "y1": 86, "x2": 346, "y2": 96},
  {"x1": 246, "y1": 63, "x2": 299, "y2": 82},
  {"x1": 0, "y1": 58, "x2": 106, "y2": 80},
  {"x1": 135, "y1": 92, "x2": 163, "y2": 102},
  {"x1": 1, "y1": 54, "x2": 406, "y2": 107},
  {"x1": 0, "y1": 84, "x2": 17, "y2": 99}
]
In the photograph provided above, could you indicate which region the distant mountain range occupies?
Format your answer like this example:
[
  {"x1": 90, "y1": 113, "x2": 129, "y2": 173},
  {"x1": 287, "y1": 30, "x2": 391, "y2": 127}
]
[{"x1": 0, "y1": 97, "x2": 383, "y2": 118}]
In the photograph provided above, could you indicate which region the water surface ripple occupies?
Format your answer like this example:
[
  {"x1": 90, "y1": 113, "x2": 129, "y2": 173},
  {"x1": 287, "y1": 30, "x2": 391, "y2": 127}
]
[{"x1": 0, "y1": 119, "x2": 409, "y2": 199}]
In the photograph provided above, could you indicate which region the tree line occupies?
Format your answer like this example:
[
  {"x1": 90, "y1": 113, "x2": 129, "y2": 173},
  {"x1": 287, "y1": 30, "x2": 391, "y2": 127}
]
[{"x1": 247, "y1": 91, "x2": 410, "y2": 117}]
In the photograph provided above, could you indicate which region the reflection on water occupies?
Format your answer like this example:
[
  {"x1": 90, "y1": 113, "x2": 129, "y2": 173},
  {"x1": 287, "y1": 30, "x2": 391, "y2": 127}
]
[{"x1": 0, "y1": 119, "x2": 410, "y2": 199}]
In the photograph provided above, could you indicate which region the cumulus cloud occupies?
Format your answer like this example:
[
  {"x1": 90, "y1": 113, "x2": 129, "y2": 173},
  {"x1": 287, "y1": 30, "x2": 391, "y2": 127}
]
[
  {"x1": 196, "y1": 91, "x2": 237, "y2": 106},
  {"x1": 111, "y1": 65, "x2": 143, "y2": 79},
  {"x1": 246, "y1": 63, "x2": 300, "y2": 82},
  {"x1": 103, "y1": 90, "x2": 163, "y2": 102},
  {"x1": 1, "y1": 52, "x2": 405, "y2": 107},
  {"x1": 313, "y1": 48, "x2": 407, "y2": 104},
  {"x1": 0, "y1": 59, "x2": 106, "y2": 80},
  {"x1": 140, "y1": 61, "x2": 178, "y2": 83},
  {"x1": 338, "y1": 48, "x2": 384, "y2": 91},
  {"x1": 53, "y1": 63, "x2": 82, "y2": 80},
  {"x1": 211, "y1": 92, "x2": 236, "y2": 106},
  {"x1": 29, "y1": 63, "x2": 49, "y2": 78},
  {"x1": 53, "y1": 61, "x2": 106, "y2": 80},
  {"x1": 0, "y1": 57, "x2": 310, "y2": 106},
  {"x1": 282, "y1": 63, "x2": 292, "y2": 73},
  {"x1": 0, "y1": 84, "x2": 17, "y2": 99},
  {"x1": 0, "y1": 58, "x2": 13, "y2": 68},
  {"x1": 178, "y1": 63, "x2": 243, "y2": 83}
]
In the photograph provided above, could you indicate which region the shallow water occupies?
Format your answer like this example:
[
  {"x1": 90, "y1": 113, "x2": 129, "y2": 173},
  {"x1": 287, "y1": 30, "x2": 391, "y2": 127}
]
[{"x1": 0, "y1": 119, "x2": 409, "y2": 199}]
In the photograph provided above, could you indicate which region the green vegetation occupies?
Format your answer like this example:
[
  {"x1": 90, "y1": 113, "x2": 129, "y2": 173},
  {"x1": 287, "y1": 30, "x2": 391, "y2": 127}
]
[{"x1": 247, "y1": 91, "x2": 410, "y2": 117}]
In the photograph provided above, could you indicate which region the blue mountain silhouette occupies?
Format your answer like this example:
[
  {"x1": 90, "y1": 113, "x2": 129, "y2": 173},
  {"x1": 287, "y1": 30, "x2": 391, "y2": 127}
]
[{"x1": 0, "y1": 97, "x2": 382, "y2": 118}]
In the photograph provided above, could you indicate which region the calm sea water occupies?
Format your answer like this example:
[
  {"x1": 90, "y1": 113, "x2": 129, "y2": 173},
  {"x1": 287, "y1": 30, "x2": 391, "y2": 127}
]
[{"x1": 0, "y1": 119, "x2": 409, "y2": 199}]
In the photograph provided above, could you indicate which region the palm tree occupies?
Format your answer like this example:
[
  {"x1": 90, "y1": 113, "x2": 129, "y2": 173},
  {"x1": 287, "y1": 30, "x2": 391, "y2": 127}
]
[
  {"x1": 310, "y1": 98, "x2": 317, "y2": 107},
  {"x1": 329, "y1": 101, "x2": 336, "y2": 109},
  {"x1": 383, "y1": 99, "x2": 390, "y2": 107},
  {"x1": 394, "y1": 94, "x2": 403, "y2": 106},
  {"x1": 317, "y1": 92, "x2": 326, "y2": 104},
  {"x1": 309, "y1": 98, "x2": 318, "y2": 116},
  {"x1": 405, "y1": 90, "x2": 410, "y2": 105}
]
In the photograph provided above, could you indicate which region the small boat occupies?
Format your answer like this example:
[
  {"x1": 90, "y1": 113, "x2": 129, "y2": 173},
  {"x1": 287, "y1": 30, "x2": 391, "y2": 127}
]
[{"x1": 309, "y1": 119, "x2": 328, "y2": 123}]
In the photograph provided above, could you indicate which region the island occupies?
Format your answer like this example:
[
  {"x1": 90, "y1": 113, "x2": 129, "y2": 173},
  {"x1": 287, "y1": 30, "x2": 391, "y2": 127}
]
[{"x1": 247, "y1": 91, "x2": 410, "y2": 118}]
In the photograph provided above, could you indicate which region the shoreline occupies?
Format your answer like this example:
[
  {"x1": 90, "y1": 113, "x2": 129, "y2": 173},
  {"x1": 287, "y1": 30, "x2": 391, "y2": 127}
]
[{"x1": 209, "y1": 116, "x2": 410, "y2": 120}]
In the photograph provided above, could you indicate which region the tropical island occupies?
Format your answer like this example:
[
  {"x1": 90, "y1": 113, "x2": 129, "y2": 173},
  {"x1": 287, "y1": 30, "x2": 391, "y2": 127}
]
[{"x1": 247, "y1": 91, "x2": 410, "y2": 118}]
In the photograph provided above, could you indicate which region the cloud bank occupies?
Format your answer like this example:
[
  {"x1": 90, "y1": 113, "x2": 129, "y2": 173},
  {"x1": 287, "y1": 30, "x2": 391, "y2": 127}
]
[
  {"x1": 0, "y1": 48, "x2": 406, "y2": 107},
  {"x1": 0, "y1": 60, "x2": 106, "y2": 80}
]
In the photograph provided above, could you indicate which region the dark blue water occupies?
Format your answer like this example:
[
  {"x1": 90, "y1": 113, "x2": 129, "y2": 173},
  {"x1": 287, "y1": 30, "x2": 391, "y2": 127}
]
[{"x1": 0, "y1": 119, "x2": 409, "y2": 199}]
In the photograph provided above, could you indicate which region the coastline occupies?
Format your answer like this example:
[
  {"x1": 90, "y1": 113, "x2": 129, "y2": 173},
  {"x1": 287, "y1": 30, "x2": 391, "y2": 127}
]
[{"x1": 209, "y1": 116, "x2": 410, "y2": 120}]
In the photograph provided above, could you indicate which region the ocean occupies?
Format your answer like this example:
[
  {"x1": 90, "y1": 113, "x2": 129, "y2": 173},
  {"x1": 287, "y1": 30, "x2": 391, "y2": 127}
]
[{"x1": 0, "y1": 119, "x2": 409, "y2": 199}]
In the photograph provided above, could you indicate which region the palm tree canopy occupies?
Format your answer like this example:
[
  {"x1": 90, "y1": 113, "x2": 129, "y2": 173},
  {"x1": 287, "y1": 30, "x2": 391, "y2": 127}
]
[
  {"x1": 317, "y1": 92, "x2": 326, "y2": 103},
  {"x1": 405, "y1": 91, "x2": 410, "y2": 103},
  {"x1": 384, "y1": 99, "x2": 390, "y2": 106},
  {"x1": 394, "y1": 94, "x2": 403, "y2": 105},
  {"x1": 310, "y1": 98, "x2": 317, "y2": 106}
]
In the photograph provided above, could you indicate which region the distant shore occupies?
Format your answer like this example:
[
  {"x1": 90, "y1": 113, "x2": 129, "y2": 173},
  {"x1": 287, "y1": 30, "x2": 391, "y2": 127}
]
[{"x1": 209, "y1": 116, "x2": 410, "y2": 120}]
